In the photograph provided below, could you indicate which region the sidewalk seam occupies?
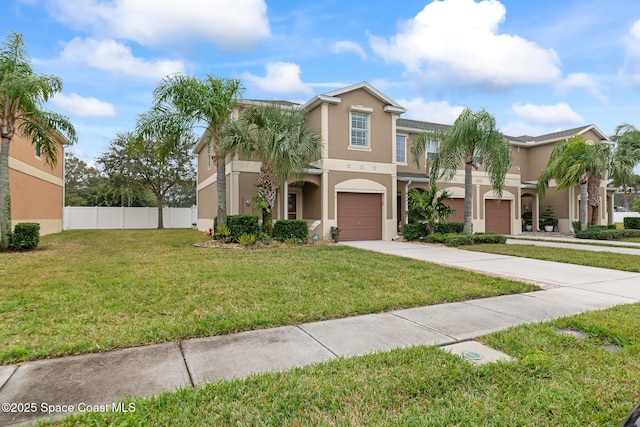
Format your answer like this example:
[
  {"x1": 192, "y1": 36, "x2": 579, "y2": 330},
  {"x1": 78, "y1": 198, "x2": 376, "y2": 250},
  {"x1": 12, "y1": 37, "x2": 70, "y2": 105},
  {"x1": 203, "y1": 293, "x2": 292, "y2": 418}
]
[
  {"x1": 178, "y1": 341, "x2": 195, "y2": 388},
  {"x1": 296, "y1": 326, "x2": 339, "y2": 358},
  {"x1": 389, "y1": 312, "x2": 459, "y2": 342},
  {"x1": 0, "y1": 365, "x2": 18, "y2": 394}
]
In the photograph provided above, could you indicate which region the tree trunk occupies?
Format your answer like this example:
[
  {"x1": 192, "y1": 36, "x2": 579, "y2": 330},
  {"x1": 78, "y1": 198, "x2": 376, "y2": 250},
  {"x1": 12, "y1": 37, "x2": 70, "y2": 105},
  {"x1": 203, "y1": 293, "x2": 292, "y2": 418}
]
[
  {"x1": 257, "y1": 164, "x2": 278, "y2": 235},
  {"x1": 0, "y1": 137, "x2": 12, "y2": 249},
  {"x1": 579, "y1": 173, "x2": 588, "y2": 231},
  {"x1": 157, "y1": 195, "x2": 164, "y2": 229},
  {"x1": 463, "y1": 162, "x2": 473, "y2": 234},
  {"x1": 216, "y1": 156, "x2": 227, "y2": 228},
  {"x1": 262, "y1": 207, "x2": 273, "y2": 235},
  {"x1": 587, "y1": 175, "x2": 601, "y2": 225}
]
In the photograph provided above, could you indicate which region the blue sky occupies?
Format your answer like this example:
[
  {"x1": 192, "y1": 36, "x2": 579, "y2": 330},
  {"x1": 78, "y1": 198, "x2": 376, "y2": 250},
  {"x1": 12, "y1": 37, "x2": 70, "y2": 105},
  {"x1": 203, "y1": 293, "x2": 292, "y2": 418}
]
[{"x1": 4, "y1": 0, "x2": 640, "y2": 164}]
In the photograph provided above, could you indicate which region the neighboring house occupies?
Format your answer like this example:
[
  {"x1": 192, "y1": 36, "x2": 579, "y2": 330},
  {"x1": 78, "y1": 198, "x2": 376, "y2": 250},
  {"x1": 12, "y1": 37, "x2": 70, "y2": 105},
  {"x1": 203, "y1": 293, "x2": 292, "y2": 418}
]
[
  {"x1": 195, "y1": 82, "x2": 612, "y2": 240},
  {"x1": 8, "y1": 129, "x2": 67, "y2": 235}
]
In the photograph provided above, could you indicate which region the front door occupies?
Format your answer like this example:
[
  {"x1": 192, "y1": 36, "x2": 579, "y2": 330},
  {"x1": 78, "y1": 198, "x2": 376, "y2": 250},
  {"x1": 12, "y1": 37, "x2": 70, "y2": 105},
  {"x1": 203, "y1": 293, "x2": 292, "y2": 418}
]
[{"x1": 288, "y1": 193, "x2": 298, "y2": 219}]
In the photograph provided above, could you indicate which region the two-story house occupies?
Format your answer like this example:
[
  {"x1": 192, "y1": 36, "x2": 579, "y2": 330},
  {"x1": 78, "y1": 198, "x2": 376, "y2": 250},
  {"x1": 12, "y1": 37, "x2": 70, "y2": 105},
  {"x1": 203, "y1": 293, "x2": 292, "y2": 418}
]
[
  {"x1": 195, "y1": 82, "x2": 612, "y2": 240},
  {"x1": 8, "y1": 130, "x2": 67, "y2": 235}
]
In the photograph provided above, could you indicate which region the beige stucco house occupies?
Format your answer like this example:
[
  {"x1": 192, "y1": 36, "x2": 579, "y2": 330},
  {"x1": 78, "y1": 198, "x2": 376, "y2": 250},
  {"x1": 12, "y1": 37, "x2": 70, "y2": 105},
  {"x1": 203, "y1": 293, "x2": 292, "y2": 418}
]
[
  {"x1": 8, "y1": 130, "x2": 67, "y2": 235},
  {"x1": 195, "y1": 82, "x2": 612, "y2": 240}
]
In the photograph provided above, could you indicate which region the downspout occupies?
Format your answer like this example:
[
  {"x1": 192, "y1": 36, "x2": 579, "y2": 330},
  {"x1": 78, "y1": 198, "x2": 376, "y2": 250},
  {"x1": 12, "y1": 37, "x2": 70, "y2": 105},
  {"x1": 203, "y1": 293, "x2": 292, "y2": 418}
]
[
  {"x1": 568, "y1": 186, "x2": 573, "y2": 232},
  {"x1": 535, "y1": 195, "x2": 540, "y2": 231},
  {"x1": 404, "y1": 180, "x2": 412, "y2": 224}
]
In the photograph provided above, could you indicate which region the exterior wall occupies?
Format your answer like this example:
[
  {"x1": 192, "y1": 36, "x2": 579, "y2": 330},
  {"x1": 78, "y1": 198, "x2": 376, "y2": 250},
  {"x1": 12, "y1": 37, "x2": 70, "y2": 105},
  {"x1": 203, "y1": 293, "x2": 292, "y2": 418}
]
[
  {"x1": 8, "y1": 132, "x2": 64, "y2": 235},
  {"x1": 397, "y1": 132, "x2": 429, "y2": 176},
  {"x1": 326, "y1": 89, "x2": 394, "y2": 163}
]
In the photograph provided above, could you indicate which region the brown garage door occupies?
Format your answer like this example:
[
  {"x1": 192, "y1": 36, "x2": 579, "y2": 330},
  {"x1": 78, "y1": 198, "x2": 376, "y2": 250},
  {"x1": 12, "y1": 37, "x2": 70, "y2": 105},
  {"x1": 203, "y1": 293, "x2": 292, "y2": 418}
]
[
  {"x1": 485, "y1": 199, "x2": 511, "y2": 234},
  {"x1": 337, "y1": 192, "x2": 382, "y2": 241},
  {"x1": 444, "y1": 198, "x2": 464, "y2": 223}
]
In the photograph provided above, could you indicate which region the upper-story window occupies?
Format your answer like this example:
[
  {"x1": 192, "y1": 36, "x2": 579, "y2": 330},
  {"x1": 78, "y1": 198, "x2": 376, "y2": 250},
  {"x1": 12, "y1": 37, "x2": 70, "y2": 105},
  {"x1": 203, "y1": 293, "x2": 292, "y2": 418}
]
[
  {"x1": 350, "y1": 109, "x2": 370, "y2": 149},
  {"x1": 207, "y1": 143, "x2": 211, "y2": 169},
  {"x1": 35, "y1": 144, "x2": 41, "y2": 159},
  {"x1": 396, "y1": 135, "x2": 407, "y2": 163},
  {"x1": 426, "y1": 139, "x2": 439, "y2": 158}
]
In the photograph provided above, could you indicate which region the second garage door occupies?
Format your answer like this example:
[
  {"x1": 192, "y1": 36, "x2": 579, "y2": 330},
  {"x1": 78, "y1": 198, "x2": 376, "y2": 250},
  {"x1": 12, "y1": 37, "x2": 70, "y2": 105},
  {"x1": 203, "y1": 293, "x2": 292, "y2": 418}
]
[
  {"x1": 337, "y1": 192, "x2": 382, "y2": 241},
  {"x1": 485, "y1": 199, "x2": 511, "y2": 234}
]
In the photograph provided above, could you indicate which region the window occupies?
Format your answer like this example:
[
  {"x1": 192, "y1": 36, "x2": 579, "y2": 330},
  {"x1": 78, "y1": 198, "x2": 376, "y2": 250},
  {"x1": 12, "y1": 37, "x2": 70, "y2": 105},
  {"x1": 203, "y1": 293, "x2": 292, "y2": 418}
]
[
  {"x1": 350, "y1": 112, "x2": 369, "y2": 148},
  {"x1": 207, "y1": 143, "x2": 211, "y2": 169},
  {"x1": 426, "y1": 139, "x2": 439, "y2": 158},
  {"x1": 396, "y1": 135, "x2": 406, "y2": 163},
  {"x1": 35, "y1": 144, "x2": 41, "y2": 158}
]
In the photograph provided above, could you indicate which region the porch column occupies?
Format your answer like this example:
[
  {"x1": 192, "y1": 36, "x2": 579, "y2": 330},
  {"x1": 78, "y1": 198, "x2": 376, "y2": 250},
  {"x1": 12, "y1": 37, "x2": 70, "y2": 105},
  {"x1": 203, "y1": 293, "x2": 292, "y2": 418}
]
[{"x1": 283, "y1": 179, "x2": 288, "y2": 220}]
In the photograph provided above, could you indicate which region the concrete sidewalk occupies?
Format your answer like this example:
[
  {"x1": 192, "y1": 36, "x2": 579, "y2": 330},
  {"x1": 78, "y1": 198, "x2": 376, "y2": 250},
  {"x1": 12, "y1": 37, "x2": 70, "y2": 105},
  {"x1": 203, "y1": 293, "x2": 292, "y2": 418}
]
[
  {"x1": 2, "y1": 241, "x2": 639, "y2": 426},
  {"x1": 506, "y1": 238, "x2": 640, "y2": 255}
]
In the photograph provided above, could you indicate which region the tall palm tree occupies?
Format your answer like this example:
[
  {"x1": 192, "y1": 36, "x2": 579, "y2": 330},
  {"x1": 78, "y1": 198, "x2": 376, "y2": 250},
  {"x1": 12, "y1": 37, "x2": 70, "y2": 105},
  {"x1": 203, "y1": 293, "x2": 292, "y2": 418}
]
[
  {"x1": 222, "y1": 104, "x2": 321, "y2": 235},
  {"x1": 610, "y1": 123, "x2": 640, "y2": 211},
  {"x1": 537, "y1": 135, "x2": 610, "y2": 231},
  {"x1": 411, "y1": 108, "x2": 511, "y2": 234},
  {"x1": 0, "y1": 32, "x2": 77, "y2": 248},
  {"x1": 136, "y1": 74, "x2": 242, "y2": 227}
]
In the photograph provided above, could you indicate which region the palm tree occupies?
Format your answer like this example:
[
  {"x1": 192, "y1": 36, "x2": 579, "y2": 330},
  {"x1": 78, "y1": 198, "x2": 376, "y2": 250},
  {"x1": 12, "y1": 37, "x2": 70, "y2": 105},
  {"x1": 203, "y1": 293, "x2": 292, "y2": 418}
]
[
  {"x1": 537, "y1": 135, "x2": 610, "y2": 231},
  {"x1": 407, "y1": 186, "x2": 454, "y2": 234},
  {"x1": 222, "y1": 104, "x2": 321, "y2": 235},
  {"x1": 411, "y1": 108, "x2": 511, "y2": 234},
  {"x1": 136, "y1": 74, "x2": 243, "y2": 227},
  {"x1": 0, "y1": 32, "x2": 77, "y2": 248},
  {"x1": 610, "y1": 123, "x2": 640, "y2": 211}
]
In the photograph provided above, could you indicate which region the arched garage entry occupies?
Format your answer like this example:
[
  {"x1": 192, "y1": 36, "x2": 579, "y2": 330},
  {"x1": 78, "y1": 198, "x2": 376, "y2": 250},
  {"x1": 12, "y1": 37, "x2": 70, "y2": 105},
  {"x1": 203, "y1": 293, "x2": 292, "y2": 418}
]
[{"x1": 335, "y1": 179, "x2": 386, "y2": 241}]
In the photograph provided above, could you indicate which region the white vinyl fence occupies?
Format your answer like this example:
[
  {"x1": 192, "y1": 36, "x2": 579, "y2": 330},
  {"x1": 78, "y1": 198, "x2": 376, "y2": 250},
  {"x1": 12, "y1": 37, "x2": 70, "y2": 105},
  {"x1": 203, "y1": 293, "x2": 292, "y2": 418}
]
[
  {"x1": 64, "y1": 206, "x2": 197, "y2": 230},
  {"x1": 613, "y1": 211, "x2": 640, "y2": 224}
]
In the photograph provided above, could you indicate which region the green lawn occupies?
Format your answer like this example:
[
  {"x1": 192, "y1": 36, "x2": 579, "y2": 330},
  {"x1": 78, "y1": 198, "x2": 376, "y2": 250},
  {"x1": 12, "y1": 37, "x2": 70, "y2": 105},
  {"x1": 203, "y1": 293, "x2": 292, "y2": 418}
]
[
  {"x1": 41, "y1": 303, "x2": 640, "y2": 426},
  {"x1": 0, "y1": 230, "x2": 536, "y2": 364},
  {"x1": 466, "y1": 243, "x2": 640, "y2": 272}
]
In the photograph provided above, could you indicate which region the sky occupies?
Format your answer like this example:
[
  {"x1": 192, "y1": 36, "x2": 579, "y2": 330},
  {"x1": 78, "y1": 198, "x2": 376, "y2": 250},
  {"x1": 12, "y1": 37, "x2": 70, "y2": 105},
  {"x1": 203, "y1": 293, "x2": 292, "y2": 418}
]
[{"x1": 4, "y1": 0, "x2": 640, "y2": 165}]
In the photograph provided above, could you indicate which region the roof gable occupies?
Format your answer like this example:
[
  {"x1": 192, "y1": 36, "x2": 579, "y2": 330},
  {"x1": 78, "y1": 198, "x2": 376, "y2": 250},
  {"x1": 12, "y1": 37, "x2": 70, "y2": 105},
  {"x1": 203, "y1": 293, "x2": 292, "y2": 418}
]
[{"x1": 303, "y1": 81, "x2": 406, "y2": 114}]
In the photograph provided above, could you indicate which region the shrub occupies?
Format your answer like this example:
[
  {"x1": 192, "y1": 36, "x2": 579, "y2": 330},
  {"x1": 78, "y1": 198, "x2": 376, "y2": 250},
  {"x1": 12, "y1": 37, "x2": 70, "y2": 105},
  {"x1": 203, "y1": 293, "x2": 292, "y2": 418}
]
[
  {"x1": 624, "y1": 217, "x2": 640, "y2": 230},
  {"x1": 575, "y1": 227, "x2": 640, "y2": 240},
  {"x1": 402, "y1": 223, "x2": 427, "y2": 241},
  {"x1": 435, "y1": 222, "x2": 464, "y2": 234},
  {"x1": 572, "y1": 221, "x2": 582, "y2": 233},
  {"x1": 9, "y1": 222, "x2": 40, "y2": 250},
  {"x1": 237, "y1": 233, "x2": 257, "y2": 246},
  {"x1": 227, "y1": 214, "x2": 259, "y2": 242},
  {"x1": 214, "y1": 225, "x2": 232, "y2": 243},
  {"x1": 443, "y1": 234, "x2": 474, "y2": 247},
  {"x1": 472, "y1": 233, "x2": 507, "y2": 244},
  {"x1": 273, "y1": 219, "x2": 308, "y2": 243}
]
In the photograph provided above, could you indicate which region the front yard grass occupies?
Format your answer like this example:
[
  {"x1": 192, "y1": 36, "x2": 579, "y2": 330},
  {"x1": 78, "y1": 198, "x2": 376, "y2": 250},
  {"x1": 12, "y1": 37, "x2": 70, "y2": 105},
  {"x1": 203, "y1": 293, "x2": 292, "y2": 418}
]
[
  {"x1": 0, "y1": 230, "x2": 536, "y2": 364},
  {"x1": 42, "y1": 303, "x2": 640, "y2": 426},
  {"x1": 466, "y1": 243, "x2": 640, "y2": 272}
]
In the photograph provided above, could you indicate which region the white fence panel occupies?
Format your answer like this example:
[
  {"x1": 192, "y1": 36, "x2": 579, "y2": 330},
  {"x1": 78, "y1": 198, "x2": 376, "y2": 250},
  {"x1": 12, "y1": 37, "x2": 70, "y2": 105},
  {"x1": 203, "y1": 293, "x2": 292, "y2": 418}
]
[
  {"x1": 613, "y1": 211, "x2": 640, "y2": 223},
  {"x1": 64, "y1": 206, "x2": 196, "y2": 230}
]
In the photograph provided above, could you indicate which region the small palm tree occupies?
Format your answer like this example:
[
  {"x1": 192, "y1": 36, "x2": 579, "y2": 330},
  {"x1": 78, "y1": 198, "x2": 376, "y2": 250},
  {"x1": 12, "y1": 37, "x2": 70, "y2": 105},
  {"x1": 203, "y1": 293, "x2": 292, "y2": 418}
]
[
  {"x1": 223, "y1": 104, "x2": 320, "y2": 235},
  {"x1": 537, "y1": 135, "x2": 610, "y2": 231},
  {"x1": 0, "y1": 32, "x2": 77, "y2": 248},
  {"x1": 411, "y1": 108, "x2": 511, "y2": 234},
  {"x1": 407, "y1": 186, "x2": 454, "y2": 234},
  {"x1": 136, "y1": 74, "x2": 243, "y2": 227}
]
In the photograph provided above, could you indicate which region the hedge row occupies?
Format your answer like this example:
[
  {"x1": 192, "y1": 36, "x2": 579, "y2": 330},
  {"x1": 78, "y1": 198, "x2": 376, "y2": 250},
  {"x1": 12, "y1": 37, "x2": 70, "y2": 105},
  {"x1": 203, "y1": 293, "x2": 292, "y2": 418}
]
[
  {"x1": 575, "y1": 227, "x2": 640, "y2": 240},
  {"x1": 273, "y1": 219, "x2": 308, "y2": 242},
  {"x1": 425, "y1": 232, "x2": 506, "y2": 247},
  {"x1": 402, "y1": 222, "x2": 464, "y2": 241},
  {"x1": 624, "y1": 217, "x2": 640, "y2": 230}
]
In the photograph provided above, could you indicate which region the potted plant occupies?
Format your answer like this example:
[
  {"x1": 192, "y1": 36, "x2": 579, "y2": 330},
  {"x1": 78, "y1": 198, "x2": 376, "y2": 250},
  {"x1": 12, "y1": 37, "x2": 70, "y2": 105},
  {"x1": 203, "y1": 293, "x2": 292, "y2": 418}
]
[
  {"x1": 330, "y1": 226, "x2": 341, "y2": 243},
  {"x1": 521, "y1": 211, "x2": 533, "y2": 232},
  {"x1": 540, "y1": 206, "x2": 558, "y2": 232},
  {"x1": 261, "y1": 233, "x2": 273, "y2": 245}
]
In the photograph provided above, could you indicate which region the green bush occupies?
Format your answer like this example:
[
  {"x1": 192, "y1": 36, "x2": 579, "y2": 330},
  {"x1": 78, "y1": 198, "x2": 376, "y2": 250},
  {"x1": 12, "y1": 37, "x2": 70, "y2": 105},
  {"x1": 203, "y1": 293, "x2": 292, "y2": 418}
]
[
  {"x1": 273, "y1": 219, "x2": 308, "y2": 243},
  {"x1": 472, "y1": 233, "x2": 507, "y2": 244},
  {"x1": 237, "y1": 233, "x2": 257, "y2": 246},
  {"x1": 227, "y1": 214, "x2": 259, "y2": 242},
  {"x1": 443, "y1": 234, "x2": 474, "y2": 247},
  {"x1": 10, "y1": 222, "x2": 40, "y2": 250},
  {"x1": 572, "y1": 221, "x2": 582, "y2": 233},
  {"x1": 576, "y1": 227, "x2": 640, "y2": 240},
  {"x1": 214, "y1": 225, "x2": 232, "y2": 243},
  {"x1": 435, "y1": 222, "x2": 464, "y2": 234},
  {"x1": 402, "y1": 223, "x2": 427, "y2": 241},
  {"x1": 424, "y1": 233, "x2": 445, "y2": 243},
  {"x1": 624, "y1": 217, "x2": 640, "y2": 230}
]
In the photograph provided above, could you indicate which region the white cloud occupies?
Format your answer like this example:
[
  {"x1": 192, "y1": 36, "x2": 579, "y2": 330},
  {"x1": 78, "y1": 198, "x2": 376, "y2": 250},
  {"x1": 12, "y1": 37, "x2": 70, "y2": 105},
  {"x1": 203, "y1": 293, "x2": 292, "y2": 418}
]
[
  {"x1": 500, "y1": 121, "x2": 544, "y2": 137},
  {"x1": 557, "y1": 72, "x2": 607, "y2": 103},
  {"x1": 330, "y1": 40, "x2": 366, "y2": 60},
  {"x1": 51, "y1": 93, "x2": 117, "y2": 118},
  {"x1": 621, "y1": 20, "x2": 640, "y2": 86},
  {"x1": 60, "y1": 37, "x2": 184, "y2": 79},
  {"x1": 241, "y1": 62, "x2": 312, "y2": 96},
  {"x1": 398, "y1": 97, "x2": 464, "y2": 125},
  {"x1": 512, "y1": 102, "x2": 584, "y2": 125},
  {"x1": 369, "y1": 0, "x2": 560, "y2": 89},
  {"x1": 50, "y1": 0, "x2": 270, "y2": 49}
]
